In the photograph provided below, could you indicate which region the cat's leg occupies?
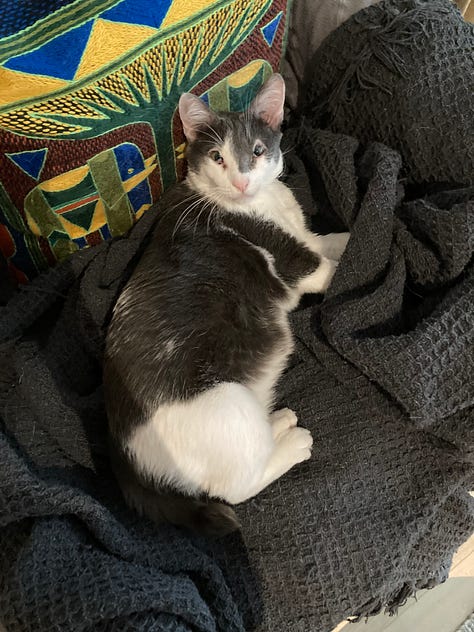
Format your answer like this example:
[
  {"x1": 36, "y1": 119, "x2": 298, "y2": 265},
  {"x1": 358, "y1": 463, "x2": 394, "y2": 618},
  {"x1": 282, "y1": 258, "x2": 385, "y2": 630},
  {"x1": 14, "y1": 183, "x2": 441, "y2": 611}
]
[
  {"x1": 306, "y1": 232, "x2": 350, "y2": 261},
  {"x1": 298, "y1": 256, "x2": 338, "y2": 294}
]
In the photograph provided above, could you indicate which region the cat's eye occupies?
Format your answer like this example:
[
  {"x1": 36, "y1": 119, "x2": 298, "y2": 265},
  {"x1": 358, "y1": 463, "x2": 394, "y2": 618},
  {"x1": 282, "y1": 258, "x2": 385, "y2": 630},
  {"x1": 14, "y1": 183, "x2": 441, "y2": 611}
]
[
  {"x1": 253, "y1": 144, "x2": 265, "y2": 157},
  {"x1": 209, "y1": 150, "x2": 224, "y2": 165}
]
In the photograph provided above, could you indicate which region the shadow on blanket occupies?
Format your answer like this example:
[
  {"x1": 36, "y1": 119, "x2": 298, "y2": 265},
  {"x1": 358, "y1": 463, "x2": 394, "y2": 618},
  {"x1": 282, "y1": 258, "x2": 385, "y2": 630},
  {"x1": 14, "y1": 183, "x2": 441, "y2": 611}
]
[{"x1": 0, "y1": 1, "x2": 473, "y2": 631}]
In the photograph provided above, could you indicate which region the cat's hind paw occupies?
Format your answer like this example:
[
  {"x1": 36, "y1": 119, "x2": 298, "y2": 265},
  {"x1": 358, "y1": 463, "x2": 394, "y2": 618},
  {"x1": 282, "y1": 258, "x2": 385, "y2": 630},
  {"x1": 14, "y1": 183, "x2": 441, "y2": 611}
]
[
  {"x1": 277, "y1": 426, "x2": 313, "y2": 464},
  {"x1": 270, "y1": 407, "x2": 298, "y2": 439}
]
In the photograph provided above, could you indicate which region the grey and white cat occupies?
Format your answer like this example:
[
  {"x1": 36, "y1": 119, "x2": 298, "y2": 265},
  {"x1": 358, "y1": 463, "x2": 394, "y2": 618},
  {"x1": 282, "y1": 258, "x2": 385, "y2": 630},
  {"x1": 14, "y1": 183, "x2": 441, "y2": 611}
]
[{"x1": 104, "y1": 74, "x2": 349, "y2": 535}]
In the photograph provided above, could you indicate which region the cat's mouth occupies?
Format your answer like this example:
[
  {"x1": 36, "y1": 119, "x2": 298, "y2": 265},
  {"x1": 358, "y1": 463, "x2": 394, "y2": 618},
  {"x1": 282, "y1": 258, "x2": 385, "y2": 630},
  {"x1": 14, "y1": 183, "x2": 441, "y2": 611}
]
[{"x1": 230, "y1": 190, "x2": 256, "y2": 203}]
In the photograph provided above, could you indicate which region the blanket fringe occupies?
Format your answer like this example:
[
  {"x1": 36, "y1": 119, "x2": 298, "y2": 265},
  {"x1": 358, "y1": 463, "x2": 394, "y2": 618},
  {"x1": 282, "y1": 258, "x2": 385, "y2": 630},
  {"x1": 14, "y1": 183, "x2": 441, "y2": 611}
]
[
  {"x1": 346, "y1": 571, "x2": 451, "y2": 624},
  {"x1": 311, "y1": 1, "x2": 451, "y2": 120},
  {"x1": 348, "y1": 581, "x2": 431, "y2": 623}
]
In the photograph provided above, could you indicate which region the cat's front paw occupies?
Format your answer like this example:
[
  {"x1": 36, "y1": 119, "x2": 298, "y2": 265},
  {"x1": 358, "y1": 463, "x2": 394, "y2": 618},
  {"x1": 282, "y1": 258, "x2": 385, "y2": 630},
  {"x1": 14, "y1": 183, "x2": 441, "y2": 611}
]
[
  {"x1": 270, "y1": 407, "x2": 298, "y2": 439},
  {"x1": 321, "y1": 232, "x2": 350, "y2": 261},
  {"x1": 299, "y1": 256, "x2": 338, "y2": 294}
]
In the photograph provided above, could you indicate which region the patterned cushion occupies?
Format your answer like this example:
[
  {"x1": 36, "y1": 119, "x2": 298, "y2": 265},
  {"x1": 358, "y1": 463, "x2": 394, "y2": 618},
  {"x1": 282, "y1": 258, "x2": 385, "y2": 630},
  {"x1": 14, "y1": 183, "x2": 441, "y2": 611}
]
[{"x1": 0, "y1": 0, "x2": 289, "y2": 282}]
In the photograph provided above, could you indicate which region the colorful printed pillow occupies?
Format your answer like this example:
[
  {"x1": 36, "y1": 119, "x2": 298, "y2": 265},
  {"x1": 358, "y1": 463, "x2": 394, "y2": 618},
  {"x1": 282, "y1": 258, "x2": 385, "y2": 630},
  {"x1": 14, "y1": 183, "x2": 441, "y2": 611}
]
[{"x1": 0, "y1": 0, "x2": 290, "y2": 283}]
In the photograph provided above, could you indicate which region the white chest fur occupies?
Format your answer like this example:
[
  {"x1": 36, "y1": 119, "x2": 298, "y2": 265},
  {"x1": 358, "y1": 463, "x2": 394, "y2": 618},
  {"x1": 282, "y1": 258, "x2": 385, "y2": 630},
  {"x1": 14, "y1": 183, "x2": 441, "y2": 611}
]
[{"x1": 247, "y1": 181, "x2": 309, "y2": 241}]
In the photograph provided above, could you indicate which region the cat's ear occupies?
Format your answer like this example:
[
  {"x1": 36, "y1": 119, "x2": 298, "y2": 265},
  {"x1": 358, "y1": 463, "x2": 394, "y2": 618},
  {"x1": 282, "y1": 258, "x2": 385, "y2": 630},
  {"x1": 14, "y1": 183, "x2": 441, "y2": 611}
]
[
  {"x1": 249, "y1": 73, "x2": 285, "y2": 130},
  {"x1": 179, "y1": 93, "x2": 215, "y2": 142}
]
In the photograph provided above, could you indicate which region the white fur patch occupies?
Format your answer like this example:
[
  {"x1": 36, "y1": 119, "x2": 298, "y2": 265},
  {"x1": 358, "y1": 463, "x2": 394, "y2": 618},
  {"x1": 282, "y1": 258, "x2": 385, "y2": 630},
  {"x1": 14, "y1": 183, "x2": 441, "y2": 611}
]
[
  {"x1": 127, "y1": 381, "x2": 313, "y2": 505},
  {"x1": 161, "y1": 338, "x2": 177, "y2": 359},
  {"x1": 298, "y1": 256, "x2": 338, "y2": 294},
  {"x1": 127, "y1": 382, "x2": 274, "y2": 503}
]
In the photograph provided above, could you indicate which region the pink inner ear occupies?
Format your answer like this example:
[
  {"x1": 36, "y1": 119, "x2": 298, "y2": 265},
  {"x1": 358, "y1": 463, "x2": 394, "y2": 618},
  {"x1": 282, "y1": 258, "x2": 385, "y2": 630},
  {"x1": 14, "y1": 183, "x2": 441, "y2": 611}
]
[
  {"x1": 260, "y1": 102, "x2": 284, "y2": 130},
  {"x1": 250, "y1": 74, "x2": 285, "y2": 130},
  {"x1": 179, "y1": 93, "x2": 214, "y2": 142}
]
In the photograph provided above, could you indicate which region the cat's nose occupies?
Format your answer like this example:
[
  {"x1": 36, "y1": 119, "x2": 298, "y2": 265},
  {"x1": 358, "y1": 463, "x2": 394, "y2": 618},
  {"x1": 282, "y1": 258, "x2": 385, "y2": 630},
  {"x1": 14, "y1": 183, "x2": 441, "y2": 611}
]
[{"x1": 232, "y1": 176, "x2": 249, "y2": 193}]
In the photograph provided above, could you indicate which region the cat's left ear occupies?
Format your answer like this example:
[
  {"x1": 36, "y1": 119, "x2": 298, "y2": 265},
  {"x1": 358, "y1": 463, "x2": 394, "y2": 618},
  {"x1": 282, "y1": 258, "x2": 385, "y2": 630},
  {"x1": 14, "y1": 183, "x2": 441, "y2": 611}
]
[
  {"x1": 179, "y1": 93, "x2": 215, "y2": 142},
  {"x1": 249, "y1": 73, "x2": 285, "y2": 130}
]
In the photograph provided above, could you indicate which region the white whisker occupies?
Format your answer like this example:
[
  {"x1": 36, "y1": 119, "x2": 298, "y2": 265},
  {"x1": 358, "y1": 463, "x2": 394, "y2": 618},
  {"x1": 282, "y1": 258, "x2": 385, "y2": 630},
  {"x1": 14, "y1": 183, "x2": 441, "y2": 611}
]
[
  {"x1": 201, "y1": 122, "x2": 224, "y2": 146},
  {"x1": 171, "y1": 194, "x2": 209, "y2": 240}
]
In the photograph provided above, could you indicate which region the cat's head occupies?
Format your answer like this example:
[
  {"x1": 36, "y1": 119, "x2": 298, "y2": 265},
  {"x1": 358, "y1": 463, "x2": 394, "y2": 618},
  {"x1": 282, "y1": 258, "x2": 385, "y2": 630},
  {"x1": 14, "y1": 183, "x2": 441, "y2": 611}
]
[{"x1": 178, "y1": 74, "x2": 285, "y2": 207}]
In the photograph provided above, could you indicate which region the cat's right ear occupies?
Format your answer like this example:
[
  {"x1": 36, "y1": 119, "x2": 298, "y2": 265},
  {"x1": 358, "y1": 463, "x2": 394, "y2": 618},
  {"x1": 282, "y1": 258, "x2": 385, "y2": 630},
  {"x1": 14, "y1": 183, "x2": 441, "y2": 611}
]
[
  {"x1": 179, "y1": 93, "x2": 215, "y2": 143},
  {"x1": 249, "y1": 73, "x2": 285, "y2": 130}
]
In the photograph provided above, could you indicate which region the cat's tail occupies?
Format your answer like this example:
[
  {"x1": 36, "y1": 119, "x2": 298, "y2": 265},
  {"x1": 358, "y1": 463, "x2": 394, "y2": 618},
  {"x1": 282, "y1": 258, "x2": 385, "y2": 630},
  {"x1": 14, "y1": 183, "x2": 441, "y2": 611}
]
[{"x1": 111, "y1": 446, "x2": 240, "y2": 536}]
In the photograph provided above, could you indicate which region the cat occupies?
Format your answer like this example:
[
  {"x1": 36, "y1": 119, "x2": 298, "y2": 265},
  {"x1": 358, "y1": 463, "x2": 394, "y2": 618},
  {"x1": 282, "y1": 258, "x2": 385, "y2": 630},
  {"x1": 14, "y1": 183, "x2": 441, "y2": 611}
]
[{"x1": 103, "y1": 74, "x2": 349, "y2": 536}]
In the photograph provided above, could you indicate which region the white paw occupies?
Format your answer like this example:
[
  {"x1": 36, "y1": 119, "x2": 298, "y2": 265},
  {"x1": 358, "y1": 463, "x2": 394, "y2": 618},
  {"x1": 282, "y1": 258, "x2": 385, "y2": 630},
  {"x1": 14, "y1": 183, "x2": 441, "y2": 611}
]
[
  {"x1": 299, "y1": 256, "x2": 338, "y2": 294},
  {"x1": 277, "y1": 426, "x2": 313, "y2": 464},
  {"x1": 321, "y1": 232, "x2": 350, "y2": 261},
  {"x1": 270, "y1": 407, "x2": 298, "y2": 438}
]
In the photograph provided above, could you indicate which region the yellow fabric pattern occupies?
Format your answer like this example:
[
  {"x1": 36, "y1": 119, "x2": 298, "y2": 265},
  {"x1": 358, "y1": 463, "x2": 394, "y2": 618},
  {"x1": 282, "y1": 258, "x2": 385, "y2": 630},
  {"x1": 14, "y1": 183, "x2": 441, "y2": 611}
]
[
  {"x1": 0, "y1": 68, "x2": 68, "y2": 106},
  {"x1": 160, "y1": 0, "x2": 222, "y2": 29},
  {"x1": 39, "y1": 165, "x2": 90, "y2": 192},
  {"x1": 74, "y1": 19, "x2": 158, "y2": 80}
]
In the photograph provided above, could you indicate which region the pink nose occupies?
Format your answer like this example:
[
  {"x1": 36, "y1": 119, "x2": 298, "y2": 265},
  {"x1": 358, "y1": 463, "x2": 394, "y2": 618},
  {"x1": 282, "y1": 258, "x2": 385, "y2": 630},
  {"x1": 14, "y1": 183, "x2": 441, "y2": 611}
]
[{"x1": 232, "y1": 176, "x2": 249, "y2": 193}]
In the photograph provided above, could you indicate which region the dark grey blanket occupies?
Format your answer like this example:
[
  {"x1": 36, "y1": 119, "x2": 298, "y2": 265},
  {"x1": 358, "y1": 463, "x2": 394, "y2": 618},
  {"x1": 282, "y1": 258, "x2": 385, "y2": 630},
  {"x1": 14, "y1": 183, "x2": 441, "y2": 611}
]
[{"x1": 1, "y1": 1, "x2": 473, "y2": 631}]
